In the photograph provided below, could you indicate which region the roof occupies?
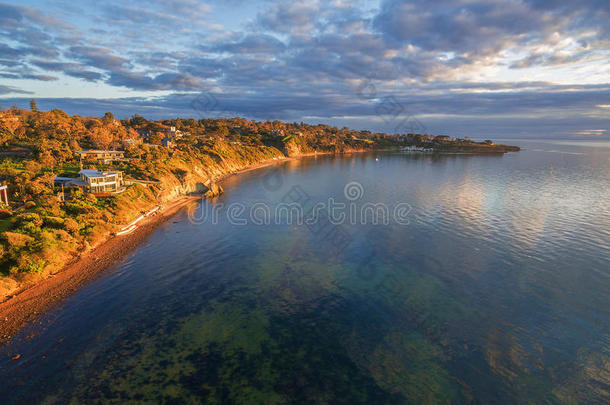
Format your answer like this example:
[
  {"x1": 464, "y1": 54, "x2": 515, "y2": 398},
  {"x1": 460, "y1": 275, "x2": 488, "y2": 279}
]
[
  {"x1": 79, "y1": 169, "x2": 120, "y2": 178},
  {"x1": 75, "y1": 150, "x2": 124, "y2": 154}
]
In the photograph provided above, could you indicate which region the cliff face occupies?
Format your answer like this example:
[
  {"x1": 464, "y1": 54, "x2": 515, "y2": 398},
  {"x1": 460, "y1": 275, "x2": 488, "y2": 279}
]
[
  {"x1": 132, "y1": 141, "x2": 370, "y2": 218},
  {"x1": 151, "y1": 143, "x2": 286, "y2": 204},
  {"x1": 283, "y1": 141, "x2": 303, "y2": 157}
]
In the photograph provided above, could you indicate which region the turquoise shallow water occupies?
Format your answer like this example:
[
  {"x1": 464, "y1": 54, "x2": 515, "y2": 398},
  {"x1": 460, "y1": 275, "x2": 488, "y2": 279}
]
[{"x1": 1, "y1": 140, "x2": 609, "y2": 404}]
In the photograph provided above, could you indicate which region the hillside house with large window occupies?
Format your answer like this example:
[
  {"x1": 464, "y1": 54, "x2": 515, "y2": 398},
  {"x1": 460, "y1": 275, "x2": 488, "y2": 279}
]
[{"x1": 77, "y1": 169, "x2": 124, "y2": 194}]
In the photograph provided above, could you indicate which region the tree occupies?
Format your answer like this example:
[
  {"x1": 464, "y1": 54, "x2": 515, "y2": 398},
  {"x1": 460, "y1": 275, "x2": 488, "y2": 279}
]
[
  {"x1": 30, "y1": 99, "x2": 39, "y2": 112},
  {"x1": 129, "y1": 114, "x2": 147, "y2": 128},
  {"x1": 103, "y1": 112, "x2": 114, "y2": 124},
  {"x1": 90, "y1": 126, "x2": 113, "y2": 149},
  {"x1": 148, "y1": 132, "x2": 163, "y2": 145},
  {"x1": 217, "y1": 125, "x2": 229, "y2": 138}
]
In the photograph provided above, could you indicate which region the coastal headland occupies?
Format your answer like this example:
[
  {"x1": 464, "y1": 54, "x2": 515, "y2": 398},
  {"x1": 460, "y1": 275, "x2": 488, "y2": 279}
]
[{"x1": 0, "y1": 107, "x2": 519, "y2": 343}]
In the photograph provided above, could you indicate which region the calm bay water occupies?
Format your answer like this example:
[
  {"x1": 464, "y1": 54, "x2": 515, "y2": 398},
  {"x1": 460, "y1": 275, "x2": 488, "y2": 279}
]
[{"x1": 1, "y1": 140, "x2": 609, "y2": 404}]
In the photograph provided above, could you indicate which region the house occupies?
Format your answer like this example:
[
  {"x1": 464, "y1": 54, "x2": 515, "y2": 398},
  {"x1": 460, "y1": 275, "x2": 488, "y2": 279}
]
[
  {"x1": 77, "y1": 169, "x2": 124, "y2": 194},
  {"x1": 75, "y1": 150, "x2": 125, "y2": 164},
  {"x1": 434, "y1": 135, "x2": 452, "y2": 143},
  {"x1": 161, "y1": 137, "x2": 174, "y2": 148},
  {"x1": 169, "y1": 126, "x2": 183, "y2": 138},
  {"x1": 54, "y1": 169, "x2": 125, "y2": 195},
  {"x1": 122, "y1": 138, "x2": 142, "y2": 147},
  {"x1": 0, "y1": 112, "x2": 19, "y2": 123},
  {"x1": 0, "y1": 112, "x2": 20, "y2": 127},
  {"x1": 166, "y1": 126, "x2": 187, "y2": 140}
]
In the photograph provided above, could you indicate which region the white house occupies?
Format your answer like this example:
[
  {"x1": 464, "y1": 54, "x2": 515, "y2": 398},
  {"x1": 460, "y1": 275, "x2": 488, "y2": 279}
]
[{"x1": 77, "y1": 169, "x2": 124, "y2": 194}]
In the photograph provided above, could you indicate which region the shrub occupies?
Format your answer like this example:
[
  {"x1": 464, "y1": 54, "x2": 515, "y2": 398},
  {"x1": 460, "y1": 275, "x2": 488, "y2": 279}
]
[
  {"x1": 25, "y1": 258, "x2": 46, "y2": 274},
  {"x1": 63, "y1": 218, "x2": 80, "y2": 234},
  {"x1": 18, "y1": 222, "x2": 42, "y2": 238},
  {"x1": 64, "y1": 201, "x2": 99, "y2": 216},
  {"x1": 14, "y1": 212, "x2": 43, "y2": 227},
  {"x1": 25, "y1": 201, "x2": 36, "y2": 209},
  {"x1": 0, "y1": 209, "x2": 12, "y2": 219},
  {"x1": 37, "y1": 195, "x2": 61, "y2": 216},
  {"x1": 2, "y1": 231, "x2": 35, "y2": 249},
  {"x1": 85, "y1": 193, "x2": 98, "y2": 203},
  {"x1": 43, "y1": 216, "x2": 65, "y2": 229}
]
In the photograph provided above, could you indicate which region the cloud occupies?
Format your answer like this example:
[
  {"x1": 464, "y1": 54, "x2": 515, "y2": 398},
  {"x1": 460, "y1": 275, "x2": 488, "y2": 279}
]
[
  {"x1": 573, "y1": 129, "x2": 607, "y2": 136},
  {"x1": 0, "y1": 73, "x2": 58, "y2": 81},
  {"x1": 107, "y1": 71, "x2": 208, "y2": 91},
  {"x1": 213, "y1": 34, "x2": 286, "y2": 54},
  {"x1": 67, "y1": 46, "x2": 130, "y2": 71},
  {"x1": 257, "y1": 2, "x2": 320, "y2": 36},
  {"x1": 0, "y1": 85, "x2": 32, "y2": 95},
  {"x1": 0, "y1": 0, "x2": 608, "y2": 138},
  {"x1": 29, "y1": 61, "x2": 102, "y2": 81}
]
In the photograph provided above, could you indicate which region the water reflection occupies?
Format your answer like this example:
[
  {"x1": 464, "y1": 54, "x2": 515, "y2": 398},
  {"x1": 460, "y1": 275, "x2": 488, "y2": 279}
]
[{"x1": 1, "y1": 141, "x2": 609, "y2": 404}]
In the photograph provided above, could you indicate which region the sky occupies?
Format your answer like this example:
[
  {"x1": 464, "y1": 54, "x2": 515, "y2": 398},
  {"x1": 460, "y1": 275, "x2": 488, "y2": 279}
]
[{"x1": 0, "y1": 0, "x2": 608, "y2": 138}]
